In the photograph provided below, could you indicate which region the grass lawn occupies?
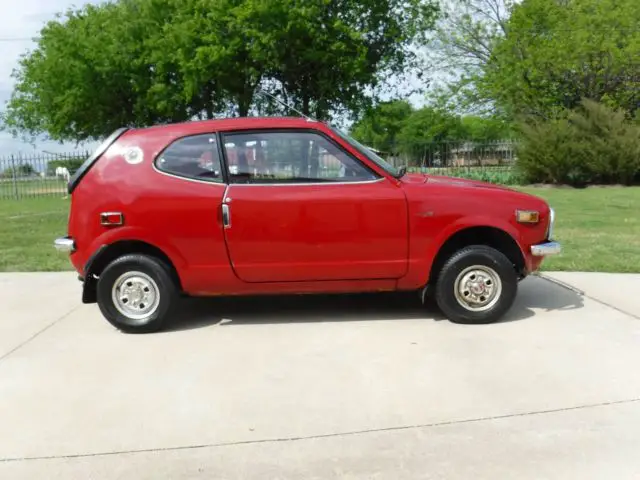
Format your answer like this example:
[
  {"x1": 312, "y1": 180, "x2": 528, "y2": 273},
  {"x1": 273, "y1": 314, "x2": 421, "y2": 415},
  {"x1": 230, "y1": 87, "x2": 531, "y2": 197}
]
[
  {"x1": 0, "y1": 196, "x2": 72, "y2": 272},
  {"x1": 519, "y1": 186, "x2": 640, "y2": 273},
  {"x1": 0, "y1": 186, "x2": 638, "y2": 273}
]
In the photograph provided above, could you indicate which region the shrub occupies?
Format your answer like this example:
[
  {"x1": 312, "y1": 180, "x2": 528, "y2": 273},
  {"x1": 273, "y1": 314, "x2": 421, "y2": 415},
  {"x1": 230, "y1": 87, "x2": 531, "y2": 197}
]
[
  {"x1": 451, "y1": 168, "x2": 524, "y2": 185},
  {"x1": 1, "y1": 163, "x2": 38, "y2": 178},
  {"x1": 517, "y1": 100, "x2": 640, "y2": 186}
]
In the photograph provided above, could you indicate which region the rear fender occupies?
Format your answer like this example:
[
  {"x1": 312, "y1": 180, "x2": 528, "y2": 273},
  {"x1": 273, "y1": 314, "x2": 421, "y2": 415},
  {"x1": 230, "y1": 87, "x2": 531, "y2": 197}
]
[
  {"x1": 84, "y1": 227, "x2": 187, "y2": 274},
  {"x1": 81, "y1": 227, "x2": 187, "y2": 303}
]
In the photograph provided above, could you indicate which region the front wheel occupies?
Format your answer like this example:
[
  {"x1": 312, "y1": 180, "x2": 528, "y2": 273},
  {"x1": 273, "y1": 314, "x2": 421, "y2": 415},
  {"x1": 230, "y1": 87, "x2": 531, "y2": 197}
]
[
  {"x1": 96, "y1": 254, "x2": 178, "y2": 333},
  {"x1": 434, "y1": 245, "x2": 517, "y2": 324}
]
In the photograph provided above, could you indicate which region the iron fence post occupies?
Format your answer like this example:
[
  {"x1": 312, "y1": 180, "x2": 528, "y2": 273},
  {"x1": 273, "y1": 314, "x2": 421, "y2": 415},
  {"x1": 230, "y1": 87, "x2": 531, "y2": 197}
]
[{"x1": 10, "y1": 154, "x2": 19, "y2": 200}]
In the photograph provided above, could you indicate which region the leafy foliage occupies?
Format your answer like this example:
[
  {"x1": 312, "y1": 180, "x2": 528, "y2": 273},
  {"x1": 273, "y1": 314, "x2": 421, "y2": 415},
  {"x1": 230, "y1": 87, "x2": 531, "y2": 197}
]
[
  {"x1": 426, "y1": 0, "x2": 513, "y2": 113},
  {"x1": 430, "y1": 0, "x2": 640, "y2": 121},
  {"x1": 2, "y1": 0, "x2": 438, "y2": 142},
  {"x1": 517, "y1": 100, "x2": 640, "y2": 186},
  {"x1": 483, "y1": 0, "x2": 640, "y2": 118},
  {"x1": 267, "y1": 0, "x2": 438, "y2": 119},
  {"x1": 460, "y1": 115, "x2": 514, "y2": 142},
  {"x1": 350, "y1": 100, "x2": 514, "y2": 167},
  {"x1": 350, "y1": 100, "x2": 414, "y2": 154}
]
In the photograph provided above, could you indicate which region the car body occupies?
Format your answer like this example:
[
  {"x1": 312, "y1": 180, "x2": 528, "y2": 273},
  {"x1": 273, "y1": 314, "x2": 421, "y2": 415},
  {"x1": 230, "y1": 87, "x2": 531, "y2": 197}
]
[{"x1": 55, "y1": 117, "x2": 560, "y2": 333}]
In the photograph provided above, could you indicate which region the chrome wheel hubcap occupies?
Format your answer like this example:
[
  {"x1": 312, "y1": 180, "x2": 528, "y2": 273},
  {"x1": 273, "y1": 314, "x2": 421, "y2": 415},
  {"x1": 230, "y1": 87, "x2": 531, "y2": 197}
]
[
  {"x1": 112, "y1": 271, "x2": 160, "y2": 321},
  {"x1": 454, "y1": 266, "x2": 502, "y2": 312}
]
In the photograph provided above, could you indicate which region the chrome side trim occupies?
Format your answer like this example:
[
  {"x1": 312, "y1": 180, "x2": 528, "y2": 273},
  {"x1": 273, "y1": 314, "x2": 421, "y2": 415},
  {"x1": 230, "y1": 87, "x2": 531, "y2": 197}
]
[
  {"x1": 152, "y1": 161, "x2": 386, "y2": 187},
  {"x1": 152, "y1": 164, "x2": 228, "y2": 186},
  {"x1": 54, "y1": 237, "x2": 76, "y2": 253},
  {"x1": 531, "y1": 241, "x2": 561, "y2": 256},
  {"x1": 229, "y1": 177, "x2": 386, "y2": 187}
]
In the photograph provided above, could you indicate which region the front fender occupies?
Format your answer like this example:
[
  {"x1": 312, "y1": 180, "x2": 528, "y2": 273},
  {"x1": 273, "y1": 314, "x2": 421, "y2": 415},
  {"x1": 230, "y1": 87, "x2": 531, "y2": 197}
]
[
  {"x1": 422, "y1": 215, "x2": 526, "y2": 279},
  {"x1": 430, "y1": 215, "x2": 524, "y2": 256}
]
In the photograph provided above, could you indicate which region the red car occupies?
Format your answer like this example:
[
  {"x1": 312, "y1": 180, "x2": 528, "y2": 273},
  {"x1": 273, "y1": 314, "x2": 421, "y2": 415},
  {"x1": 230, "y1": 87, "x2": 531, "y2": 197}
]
[{"x1": 54, "y1": 117, "x2": 560, "y2": 333}]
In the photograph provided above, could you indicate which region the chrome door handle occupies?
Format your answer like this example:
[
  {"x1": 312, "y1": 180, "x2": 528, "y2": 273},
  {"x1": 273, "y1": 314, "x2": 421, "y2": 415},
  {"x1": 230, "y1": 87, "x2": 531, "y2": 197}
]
[{"x1": 222, "y1": 204, "x2": 231, "y2": 228}]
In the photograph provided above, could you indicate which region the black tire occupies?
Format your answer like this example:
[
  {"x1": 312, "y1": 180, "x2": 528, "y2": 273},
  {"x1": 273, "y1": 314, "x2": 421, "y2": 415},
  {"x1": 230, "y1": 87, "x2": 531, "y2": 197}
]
[
  {"x1": 96, "y1": 254, "x2": 178, "y2": 333},
  {"x1": 434, "y1": 245, "x2": 517, "y2": 325}
]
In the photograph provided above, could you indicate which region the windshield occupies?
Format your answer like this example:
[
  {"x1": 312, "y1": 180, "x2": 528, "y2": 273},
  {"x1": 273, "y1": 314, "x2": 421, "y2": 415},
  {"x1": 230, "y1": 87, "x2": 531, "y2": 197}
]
[{"x1": 331, "y1": 127, "x2": 400, "y2": 178}]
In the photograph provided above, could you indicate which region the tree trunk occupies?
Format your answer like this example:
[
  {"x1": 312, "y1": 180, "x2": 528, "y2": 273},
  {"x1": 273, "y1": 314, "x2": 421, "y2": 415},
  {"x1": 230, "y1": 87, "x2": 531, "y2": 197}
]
[
  {"x1": 238, "y1": 86, "x2": 253, "y2": 117},
  {"x1": 314, "y1": 98, "x2": 327, "y2": 120},
  {"x1": 238, "y1": 101, "x2": 250, "y2": 117},
  {"x1": 205, "y1": 104, "x2": 214, "y2": 120},
  {"x1": 203, "y1": 86, "x2": 215, "y2": 119},
  {"x1": 302, "y1": 95, "x2": 310, "y2": 116}
]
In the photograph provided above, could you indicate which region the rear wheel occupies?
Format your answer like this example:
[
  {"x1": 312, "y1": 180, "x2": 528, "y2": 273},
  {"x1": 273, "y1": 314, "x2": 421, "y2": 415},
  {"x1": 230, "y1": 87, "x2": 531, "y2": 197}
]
[
  {"x1": 96, "y1": 254, "x2": 178, "y2": 333},
  {"x1": 434, "y1": 245, "x2": 517, "y2": 324}
]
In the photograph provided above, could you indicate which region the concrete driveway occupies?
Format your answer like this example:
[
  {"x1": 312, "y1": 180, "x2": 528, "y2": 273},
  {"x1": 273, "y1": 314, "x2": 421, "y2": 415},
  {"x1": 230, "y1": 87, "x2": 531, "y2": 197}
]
[{"x1": 0, "y1": 271, "x2": 639, "y2": 479}]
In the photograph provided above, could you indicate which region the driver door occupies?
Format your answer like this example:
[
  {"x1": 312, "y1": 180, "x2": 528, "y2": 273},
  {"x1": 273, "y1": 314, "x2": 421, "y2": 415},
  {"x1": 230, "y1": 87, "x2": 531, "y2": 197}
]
[{"x1": 220, "y1": 129, "x2": 408, "y2": 283}]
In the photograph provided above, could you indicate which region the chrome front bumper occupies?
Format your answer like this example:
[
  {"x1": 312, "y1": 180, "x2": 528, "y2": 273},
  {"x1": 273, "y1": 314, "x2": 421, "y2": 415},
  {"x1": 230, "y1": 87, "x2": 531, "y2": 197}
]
[
  {"x1": 54, "y1": 236, "x2": 75, "y2": 253},
  {"x1": 531, "y1": 241, "x2": 561, "y2": 256}
]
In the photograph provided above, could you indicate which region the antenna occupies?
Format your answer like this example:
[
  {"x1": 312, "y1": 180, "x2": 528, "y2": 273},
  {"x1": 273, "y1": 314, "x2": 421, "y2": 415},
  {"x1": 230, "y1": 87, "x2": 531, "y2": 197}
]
[{"x1": 257, "y1": 89, "x2": 318, "y2": 122}]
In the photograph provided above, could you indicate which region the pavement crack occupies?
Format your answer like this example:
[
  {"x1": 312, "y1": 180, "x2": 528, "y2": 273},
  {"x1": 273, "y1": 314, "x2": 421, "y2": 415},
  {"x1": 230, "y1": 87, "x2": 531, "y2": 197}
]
[
  {"x1": 538, "y1": 274, "x2": 640, "y2": 320},
  {"x1": 0, "y1": 305, "x2": 81, "y2": 365},
  {"x1": 3, "y1": 396, "x2": 640, "y2": 464}
]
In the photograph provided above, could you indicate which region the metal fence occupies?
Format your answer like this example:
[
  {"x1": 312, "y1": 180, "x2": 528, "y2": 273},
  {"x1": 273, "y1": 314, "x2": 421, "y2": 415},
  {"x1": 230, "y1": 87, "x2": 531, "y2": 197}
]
[
  {"x1": 381, "y1": 140, "x2": 518, "y2": 169},
  {"x1": 0, "y1": 151, "x2": 90, "y2": 200},
  {"x1": 0, "y1": 140, "x2": 518, "y2": 200}
]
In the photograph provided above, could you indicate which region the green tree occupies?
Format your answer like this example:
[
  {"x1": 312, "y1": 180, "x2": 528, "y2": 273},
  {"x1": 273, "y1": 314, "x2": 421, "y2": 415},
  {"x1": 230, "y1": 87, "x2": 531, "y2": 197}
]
[
  {"x1": 157, "y1": 0, "x2": 278, "y2": 118},
  {"x1": 427, "y1": 0, "x2": 514, "y2": 113},
  {"x1": 483, "y1": 0, "x2": 640, "y2": 118},
  {"x1": 350, "y1": 101, "x2": 512, "y2": 161},
  {"x1": 2, "y1": 0, "x2": 439, "y2": 142},
  {"x1": 396, "y1": 106, "x2": 465, "y2": 165},
  {"x1": 268, "y1": 0, "x2": 438, "y2": 119},
  {"x1": 459, "y1": 115, "x2": 513, "y2": 142},
  {"x1": 350, "y1": 100, "x2": 414, "y2": 154}
]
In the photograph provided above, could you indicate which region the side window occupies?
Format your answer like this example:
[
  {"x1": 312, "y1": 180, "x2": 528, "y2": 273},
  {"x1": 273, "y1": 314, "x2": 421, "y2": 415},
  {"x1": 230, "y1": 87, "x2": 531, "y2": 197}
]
[
  {"x1": 222, "y1": 131, "x2": 378, "y2": 184},
  {"x1": 156, "y1": 134, "x2": 224, "y2": 183}
]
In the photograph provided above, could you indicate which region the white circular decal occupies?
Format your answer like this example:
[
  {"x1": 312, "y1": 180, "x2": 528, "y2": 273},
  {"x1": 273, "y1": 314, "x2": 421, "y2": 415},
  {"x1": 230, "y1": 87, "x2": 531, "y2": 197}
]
[{"x1": 124, "y1": 147, "x2": 144, "y2": 165}]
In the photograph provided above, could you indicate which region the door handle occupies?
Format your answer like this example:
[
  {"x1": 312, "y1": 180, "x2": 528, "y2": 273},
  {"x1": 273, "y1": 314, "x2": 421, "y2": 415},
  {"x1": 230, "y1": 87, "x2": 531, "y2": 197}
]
[{"x1": 222, "y1": 204, "x2": 231, "y2": 229}]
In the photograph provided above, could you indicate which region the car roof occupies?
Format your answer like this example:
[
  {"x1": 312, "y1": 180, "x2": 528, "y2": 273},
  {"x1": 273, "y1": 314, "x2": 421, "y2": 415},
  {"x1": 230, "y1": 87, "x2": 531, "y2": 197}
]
[{"x1": 130, "y1": 116, "x2": 327, "y2": 135}]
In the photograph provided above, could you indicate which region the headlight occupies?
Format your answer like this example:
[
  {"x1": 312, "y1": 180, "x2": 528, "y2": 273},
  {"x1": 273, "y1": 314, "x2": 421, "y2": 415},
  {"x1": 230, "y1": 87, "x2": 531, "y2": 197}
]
[{"x1": 547, "y1": 208, "x2": 555, "y2": 240}]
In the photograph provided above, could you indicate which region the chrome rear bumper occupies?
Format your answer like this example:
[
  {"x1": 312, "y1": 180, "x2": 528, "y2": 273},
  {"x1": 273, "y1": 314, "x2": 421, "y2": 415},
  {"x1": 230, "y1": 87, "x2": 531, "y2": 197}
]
[
  {"x1": 54, "y1": 236, "x2": 75, "y2": 253},
  {"x1": 531, "y1": 241, "x2": 561, "y2": 256}
]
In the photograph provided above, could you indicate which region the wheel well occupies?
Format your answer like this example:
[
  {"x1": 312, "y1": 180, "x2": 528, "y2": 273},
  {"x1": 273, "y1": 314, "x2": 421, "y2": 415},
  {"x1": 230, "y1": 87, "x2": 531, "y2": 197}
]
[
  {"x1": 429, "y1": 227, "x2": 525, "y2": 284},
  {"x1": 82, "y1": 240, "x2": 182, "y2": 303}
]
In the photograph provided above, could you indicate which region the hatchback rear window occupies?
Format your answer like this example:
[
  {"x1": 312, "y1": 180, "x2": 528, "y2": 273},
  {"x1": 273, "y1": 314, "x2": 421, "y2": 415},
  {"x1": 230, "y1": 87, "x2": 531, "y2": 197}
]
[{"x1": 67, "y1": 127, "x2": 129, "y2": 193}]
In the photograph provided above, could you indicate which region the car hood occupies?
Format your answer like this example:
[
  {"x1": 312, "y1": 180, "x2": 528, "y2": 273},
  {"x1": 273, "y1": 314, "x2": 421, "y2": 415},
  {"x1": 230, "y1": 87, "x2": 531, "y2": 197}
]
[
  {"x1": 427, "y1": 175, "x2": 516, "y2": 191},
  {"x1": 402, "y1": 172, "x2": 515, "y2": 192}
]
